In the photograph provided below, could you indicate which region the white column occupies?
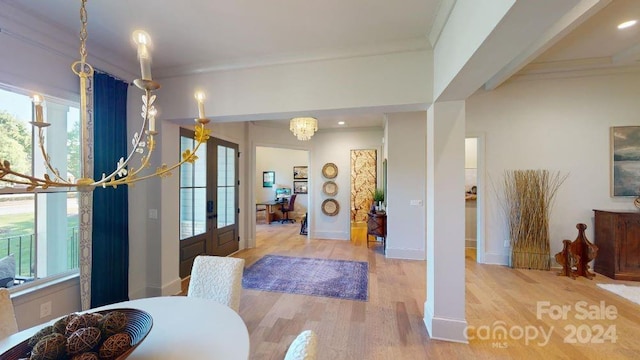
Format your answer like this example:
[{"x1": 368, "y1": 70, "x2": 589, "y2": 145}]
[
  {"x1": 35, "y1": 102, "x2": 70, "y2": 277},
  {"x1": 424, "y1": 100, "x2": 468, "y2": 342}
]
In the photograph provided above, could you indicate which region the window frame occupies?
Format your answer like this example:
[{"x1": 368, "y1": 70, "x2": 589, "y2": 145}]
[{"x1": 0, "y1": 83, "x2": 81, "y2": 292}]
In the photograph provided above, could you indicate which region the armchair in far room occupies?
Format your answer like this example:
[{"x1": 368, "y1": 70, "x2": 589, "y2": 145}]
[{"x1": 279, "y1": 194, "x2": 297, "y2": 223}]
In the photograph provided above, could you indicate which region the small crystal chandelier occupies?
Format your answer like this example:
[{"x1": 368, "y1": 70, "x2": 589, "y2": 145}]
[
  {"x1": 0, "y1": 0, "x2": 210, "y2": 192},
  {"x1": 290, "y1": 117, "x2": 318, "y2": 141}
]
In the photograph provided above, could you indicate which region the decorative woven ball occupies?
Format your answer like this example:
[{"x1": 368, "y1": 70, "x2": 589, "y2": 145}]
[
  {"x1": 90, "y1": 312, "x2": 104, "y2": 323},
  {"x1": 99, "y1": 311, "x2": 128, "y2": 338},
  {"x1": 53, "y1": 313, "x2": 79, "y2": 334},
  {"x1": 28, "y1": 325, "x2": 54, "y2": 348},
  {"x1": 66, "y1": 313, "x2": 100, "y2": 336},
  {"x1": 30, "y1": 333, "x2": 66, "y2": 360},
  {"x1": 98, "y1": 333, "x2": 131, "y2": 359},
  {"x1": 66, "y1": 327, "x2": 102, "y2": 355},
  {"x1": 70, "y1": 353, "x2": 99, "y2": 360}
]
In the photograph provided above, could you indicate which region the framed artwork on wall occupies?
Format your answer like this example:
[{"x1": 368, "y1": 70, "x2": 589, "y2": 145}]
[
  {"x1": 611, "y1": 126, "x2": 640, "y2": 196},
  {"x1": 293, "y1": 181, "x2": 308, "y2": 194},
  {"x1": 293, "y1": 166, "x2": 308, "y2": 179},
  {"x1": 263, "y1": 171, "x2": 275, "y2": 188}
]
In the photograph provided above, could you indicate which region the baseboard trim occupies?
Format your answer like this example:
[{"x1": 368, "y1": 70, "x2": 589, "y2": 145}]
[
  {"x1": 162, "y1": 278, "x2": 182, "y2": 296},
  {"x1": 423, "y1": 302, "x2": 469, "y2": 343},
  {"x1": 483, "y1": 252, "x2": 509, "y2": 265},
  {"x1": 128, "y1": 287, "x2": 147, "y2": 300},
  {"x1": 385, "y1": 248, "x2": 425, "y2": 260}
]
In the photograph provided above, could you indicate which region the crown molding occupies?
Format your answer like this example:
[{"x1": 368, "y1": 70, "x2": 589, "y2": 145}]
[
  {"x1": 0, "y1": 1, "x2": 138, "y2": 81},
  {"x1": 155, "y1": 38, "x2": 432, "y2": 79},
  {"x1": 509, "y1": 59, "x2": 640, "y2": 83}
]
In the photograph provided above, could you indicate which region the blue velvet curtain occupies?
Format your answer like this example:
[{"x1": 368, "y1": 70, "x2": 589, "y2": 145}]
[{"x1": 91, "y1": 72, "x2": 129, "y2": 308}]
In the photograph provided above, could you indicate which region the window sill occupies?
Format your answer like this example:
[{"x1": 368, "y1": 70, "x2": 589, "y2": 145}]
[{"x1": 9, "y1": 272, "x2": 79, "y2": 304}]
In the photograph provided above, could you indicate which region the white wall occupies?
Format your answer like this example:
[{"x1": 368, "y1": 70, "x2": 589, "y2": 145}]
[
  {"x1": 155, "y1": 51, "x2": 432, "y2": 121},
  {"x1": 310, "y1": 128, "x2": 383, "y2": 240},
  {"x1": 255, "y1": 146, "x2": 309, "y2": 219},
  {"x1": 466, "y1": 71, "x2": 640, "y2": 265},
  {"x1": 386, "y1": 112, "x2": 427, "y2": 260}
]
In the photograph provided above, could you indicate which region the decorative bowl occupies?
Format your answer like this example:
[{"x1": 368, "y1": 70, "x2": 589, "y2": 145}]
[{"x1": 1, "y1": 308, "x2": 152, "y2": 360}]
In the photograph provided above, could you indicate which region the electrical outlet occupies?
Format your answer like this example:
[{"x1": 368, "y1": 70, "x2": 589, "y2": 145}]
[
  {"x1": 40, "y1": 301, "x2": 52, "y2": 318},
  {"x1": 504, "y1": 240, "x2": 510, "y2": 248},
  {"x1": 148, "y1": 209, "x2": 158, "y2": 219}
]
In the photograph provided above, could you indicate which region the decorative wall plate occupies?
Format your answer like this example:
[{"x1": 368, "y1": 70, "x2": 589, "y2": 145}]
[
  {"x1": 322, "y1": 181, "x2": 338, "y2": 196},
  {"x1": 321, "y1": 199, "x2": 340, "y2": 216},
  {"x1": 322, "y1": 163, "x2": 338, "y2": 179}
]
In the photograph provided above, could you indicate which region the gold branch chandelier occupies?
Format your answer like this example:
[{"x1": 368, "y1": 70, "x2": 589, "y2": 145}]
[
  {"x1": 0, "y1": 0, "x2": 210, "y2": 192},
  {"x1": 290, "y1": 117, "x2": 317, "y2": 141}
]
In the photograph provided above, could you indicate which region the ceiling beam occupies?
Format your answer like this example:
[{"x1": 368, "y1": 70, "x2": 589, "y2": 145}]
[{"x1": 483, "y1": 0, "x2": 612, "y2": 91}]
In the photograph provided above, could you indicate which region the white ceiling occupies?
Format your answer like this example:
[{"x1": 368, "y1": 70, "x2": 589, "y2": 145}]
[
  {"x1": 8, "y1": 0, "x2": 439, "y2": 76},
  {"x1": 520, "y1": 0, "x2": 640, "y2": 75},
  {"x1": 4, "y1": 0, "x2": 640, "y2": 129}
]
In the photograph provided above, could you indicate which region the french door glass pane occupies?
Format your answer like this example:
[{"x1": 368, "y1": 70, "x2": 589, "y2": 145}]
[
  {"x1": 226, "y1": 148, "x2": 235, "y2": 185},
  {"x1": 179, "y1": 189, "x2": 193, "y2": 240},
  {"x1": 193, "y1": 142, "x2": 207, "y2": 187},
  {"x1": 216, "y1": 145, "x2": 235, "y2": 228},
  {"x1": 180, "y1": 137, "x2": 193, "y2": 187},
  {"x1": 225, "y1": 187, "x2": 235, "y2": 227},
  {"x1": 217, "y1": 187, "x2": 226, "y2": 228},
  {"x1": 193, "y1": 188, "x2": 206, "y2": 235},
  {"x1": 180, "y1": 134, "x2": 207, "y2": 240},
  {"x1": 217, "y1": 145, "x2": 226, "y2": 186}
]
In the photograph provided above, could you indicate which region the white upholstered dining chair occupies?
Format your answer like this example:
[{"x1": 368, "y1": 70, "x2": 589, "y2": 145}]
[
  {"x1": 284, "y1": 330, "x2": 318, "y2": 360},
  {"x1": 0, "y1": 288, "x2": 19, "y2": 339},
  {"x1": 187, "y1": 255, "x2": 245, "y2": 312}
]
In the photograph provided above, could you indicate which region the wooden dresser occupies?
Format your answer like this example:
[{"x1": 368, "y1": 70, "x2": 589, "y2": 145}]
[
  {"x1": 593, "y1": 210, "x2": 640, "y2": 281},
  {"x1": 367, "y1": 212, "x2": 387, "y2": 253}
]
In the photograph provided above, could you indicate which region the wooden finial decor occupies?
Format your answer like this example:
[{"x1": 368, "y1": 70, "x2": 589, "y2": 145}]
[{"x1": 554, "y1": 223, "x2": 598, "y2": 279}]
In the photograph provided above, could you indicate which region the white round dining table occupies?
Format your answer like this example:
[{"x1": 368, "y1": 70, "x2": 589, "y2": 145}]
[
  {"x1": 98, "y1": 296, "x2": 250, "y2": 359},
  {"x1": 1, "y1": 296, "x2": 250, "y2": 360}
]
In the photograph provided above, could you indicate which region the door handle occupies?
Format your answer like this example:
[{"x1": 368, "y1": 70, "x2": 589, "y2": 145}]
[{"x1": 207, "y1": 200, "x2": 214, "y2": 213}]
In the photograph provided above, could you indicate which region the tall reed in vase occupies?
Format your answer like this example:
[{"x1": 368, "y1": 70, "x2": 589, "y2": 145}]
[{"x1": 500, "y1": 170, "x2": 567, "y2": 270}]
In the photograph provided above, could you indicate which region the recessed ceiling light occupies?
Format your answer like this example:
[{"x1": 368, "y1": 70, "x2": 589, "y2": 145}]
[
  {"x1": 338, "y1": 121, "x2": 345, "y2": 125},
  {"x1": 618, "y1": 20, "x2": 637, "y2": 29}
]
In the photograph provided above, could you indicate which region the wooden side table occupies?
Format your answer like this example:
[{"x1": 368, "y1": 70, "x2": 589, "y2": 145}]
[{"x1": 367, "y1": 212, "x2": 387, "y2": 253}]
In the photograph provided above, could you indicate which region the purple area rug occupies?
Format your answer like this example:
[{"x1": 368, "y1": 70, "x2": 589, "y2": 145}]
[{"x1": 242, "y1": 255, "x2": 368, "y2": 301}]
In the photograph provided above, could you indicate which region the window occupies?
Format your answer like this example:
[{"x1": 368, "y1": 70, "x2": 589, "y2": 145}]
[{"x1": 0, "y1": 85, "x2": 80, "y2": 289}]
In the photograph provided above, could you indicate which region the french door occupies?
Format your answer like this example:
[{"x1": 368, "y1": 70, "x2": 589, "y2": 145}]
[{"x1": 178, "y1": 128, "x2": 239, "y2": 278}]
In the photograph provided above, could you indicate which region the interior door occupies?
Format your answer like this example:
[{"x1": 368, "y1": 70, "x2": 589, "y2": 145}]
[
  {"x1": 179, "y1": 129, "x2": 239, "y2": 278},
  {"x1": 211, "y1": 138, "x2": 239, "y2": 257}
]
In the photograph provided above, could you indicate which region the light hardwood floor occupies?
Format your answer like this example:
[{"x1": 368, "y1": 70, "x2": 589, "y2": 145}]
[{"x1": 229, "y1": 223, "x2": 640, "y2": 359}]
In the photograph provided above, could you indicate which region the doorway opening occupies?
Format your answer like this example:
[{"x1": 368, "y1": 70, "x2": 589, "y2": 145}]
[
  {"x1": 254, "y1": 146, "x2": 309, "y2": 237},
  {"x1": 465, "y1": 135, "x2": 485, "y2": 263},
  {"x1": 178, "y1": 129, "x2": 240, "y2": 278},
  {"x1": 349, "y1": 149, "x2": 377, "y2": 244}
]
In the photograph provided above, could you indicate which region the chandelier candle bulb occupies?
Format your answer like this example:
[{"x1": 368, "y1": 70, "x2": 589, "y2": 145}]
[
  {"x1": 133, "y1": 30, "x2": 152, "y2": 80},
  {"x1": 195, "y1": 92, "x2": 206, "y2": 119},
  {"x1": 32, "y1": 95, "x2": 44, "y2": 123},
  {"x1": 148, "y1": 107, "x2": 157, "y2": 132}
]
